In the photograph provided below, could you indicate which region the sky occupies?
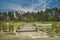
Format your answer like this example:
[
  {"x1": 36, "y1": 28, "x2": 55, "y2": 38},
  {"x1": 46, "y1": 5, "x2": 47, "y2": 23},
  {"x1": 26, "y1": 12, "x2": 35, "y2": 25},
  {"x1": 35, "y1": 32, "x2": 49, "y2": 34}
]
[{"x1": 0, "y1": 0, "x2": 60, "y2": 12}]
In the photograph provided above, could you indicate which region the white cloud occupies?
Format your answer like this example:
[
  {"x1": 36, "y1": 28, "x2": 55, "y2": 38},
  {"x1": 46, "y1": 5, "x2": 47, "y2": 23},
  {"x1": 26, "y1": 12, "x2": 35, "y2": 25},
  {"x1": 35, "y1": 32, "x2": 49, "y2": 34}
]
[
  {"x1": 4, "y1": 0, "x2": 53, "y2": 12},
  {"x1": 30, "y1": 0, "x2": 47, "y2": 11},
  {"x1": 6, "y1": 4, "x2": 33, "y2": 12}
]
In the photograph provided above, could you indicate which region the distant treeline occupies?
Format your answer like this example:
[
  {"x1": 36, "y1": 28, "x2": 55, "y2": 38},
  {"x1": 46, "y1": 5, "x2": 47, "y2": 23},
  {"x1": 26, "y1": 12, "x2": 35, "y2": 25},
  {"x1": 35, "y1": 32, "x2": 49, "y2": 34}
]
[{"x1": 0, "y1": 7, "x2": 60, "y2": 22}]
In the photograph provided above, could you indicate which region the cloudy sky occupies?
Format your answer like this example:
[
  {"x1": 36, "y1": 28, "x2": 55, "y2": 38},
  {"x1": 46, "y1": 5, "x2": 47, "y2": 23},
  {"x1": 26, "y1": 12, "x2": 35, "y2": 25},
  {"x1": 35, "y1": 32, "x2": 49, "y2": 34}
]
[{"x1": 0, "y1": 0, "x2": 60, "y2": 12}]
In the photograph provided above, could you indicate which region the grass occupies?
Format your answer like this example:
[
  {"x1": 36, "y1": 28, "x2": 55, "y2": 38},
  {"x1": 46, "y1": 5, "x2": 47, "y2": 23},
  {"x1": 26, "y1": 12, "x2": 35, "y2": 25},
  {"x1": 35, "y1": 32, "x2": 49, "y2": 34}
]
[
  {"x1": 14, "y1": 22, "x2": 25, "y2": 28},
  {"x1": 0, "y1": 32, "x2": 16, "y2": 35},
  {"x1": 0, "y1": 21, "x2": 60, "y2": 40},
  {"x1": 0, "y1": 33, "x2": 60, "y2": 40},
  {"x1": 29, "y1": 21, "x2": 60, "y2": 25}
]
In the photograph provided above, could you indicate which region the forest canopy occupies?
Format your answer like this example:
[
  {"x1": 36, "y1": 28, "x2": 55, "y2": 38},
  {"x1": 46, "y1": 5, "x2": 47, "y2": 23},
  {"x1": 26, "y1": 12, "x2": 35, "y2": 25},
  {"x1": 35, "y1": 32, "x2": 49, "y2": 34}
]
[{"x1": 0, "y1": 8, "x2": 60, "y2": 22}]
